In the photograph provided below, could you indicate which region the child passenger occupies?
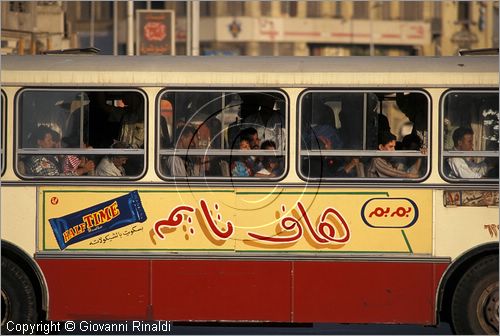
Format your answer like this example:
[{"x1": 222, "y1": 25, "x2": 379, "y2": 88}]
[
  {"x1": 367, "y1": 132, "x2": 421, "y2": 178},
  {"x1": 255, "y1": 140, "x2": 280, "y2": 177},
  {"x1": 231, "y1": 138, "x2": 252, "y2": 177}
]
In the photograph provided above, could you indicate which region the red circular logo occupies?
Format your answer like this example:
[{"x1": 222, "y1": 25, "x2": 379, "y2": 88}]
[{"x1": 50, "y1": 197, "x2": 59, "y2": 205}]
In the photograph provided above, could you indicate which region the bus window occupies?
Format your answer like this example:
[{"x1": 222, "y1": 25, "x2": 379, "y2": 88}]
[
  {"x1": 1, "y1": 90, "x2": 5, "y2": 176},
  {"x1": 442, "y1": 91, "x2": 499, "y2": 181},
  {"x1": 157, "y1": 90, "x2": 287, "y2": 179},
  {"x1": 16, "y1": 89, "x2": 146, "y2": 178},
  {"x1": 299, "y1": 90, "x2": 429, "y2": 180}
]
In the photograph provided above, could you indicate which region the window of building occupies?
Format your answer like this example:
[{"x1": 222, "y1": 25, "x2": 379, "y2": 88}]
[
  {"x1": 299, "y1": 90, "x2": 429, "y2": 181},
  {"x1": 200, "y1": 1, "x2": 212, "y2": 17},
  {"x1": 281, "y1": 1, "x2": 297, "y2": 17},
  {"x1": 78, "y1": 2, "x2": 90, "y2": 21},
  {"x1": 16, "y1": 89, "x2": 146, "y2": 179},
  {"x1": 400, "y1": 1, "x2": 423, "y2": 21},
  {"x1": 333, "y1": 2, "x2": 342, "y2": 18},
  {"x1": 96, "y1": 2, "x2": 113, "y2": 21},
  {"x1": 158, "y1": 90, "x2": 287, "y2": 180},
  {"x1": 353, "y1": 2, "x2": 369, "y2": 19},
  {"x1": 9, "y1": 1, "x2": 29, "y2": 13},
  {"x1": 306, "y1": 2, "x2": 321, "y2": 18},
  {"x1": 227, "y1": 1, "x2": 245, "y2": 16},
  {"x1": 151, "y1": 1, "x2": 165, "y2": 10},
  {"x1": 433, "y1": 2, "x2": 442, "y2": 19},
  {"x1": 261, "y1": 2, "x2": 271, "y2": 16},
  {"x1": 457, "y1": 2, "x2": 471, "y2": 24},
  {"x1": 381, "y1": 2, "x2": 392, "y2": 20},
  {"x1": 173, "y1": 2, "x2": 187, "y2": 17},
  {"x1": 441, "y1": 91, "x2": 498, "y2": 181}
]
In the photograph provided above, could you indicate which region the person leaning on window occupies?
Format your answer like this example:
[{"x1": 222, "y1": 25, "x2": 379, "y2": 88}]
[
  {"x1": 368, "y1": 131, "x2": 420, "y2": 178},
  {"x1": 448, "y1": 127, "x2": 488, "y2": 178},
  {"x1": 96, "y1": 141, "x2": 129, "y2": 177},
  {"x1": 27, "y1": 125, "x2": 94, "y2": 176}
]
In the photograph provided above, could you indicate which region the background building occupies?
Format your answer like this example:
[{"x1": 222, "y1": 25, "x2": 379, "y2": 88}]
[{"x1": 1, "y1": 1, "x2": 499, "y2": 56}]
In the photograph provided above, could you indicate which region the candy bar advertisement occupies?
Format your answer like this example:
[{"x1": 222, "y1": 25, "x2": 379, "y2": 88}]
[
  {"x1": 40, "y1": 187, "x2": 432, "y2": 254},
  {"x1": 48, "y1": 191, "x2": 147, "y2": 250}
]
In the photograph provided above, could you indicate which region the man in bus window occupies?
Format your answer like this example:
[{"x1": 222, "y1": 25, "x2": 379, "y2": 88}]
[
  {"x1": 448, "y1": 127, "x2": 488, "y2": 178},
  {"x1": 242, "y1": 96, "x2": 285, "y2": 150},
  {"x1": 95, "y1": 141, "x2": 129, "y2": 177},
  {"x1": 367, "y1": 131, "x2": 420, "y2": 178},
  {"x1": 28, "y1": 125, "x2": 94, "y2": 176}
]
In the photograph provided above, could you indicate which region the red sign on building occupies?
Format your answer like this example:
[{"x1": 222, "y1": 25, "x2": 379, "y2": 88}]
[{"x1": 136, "y1": 10, "x2": 175, "y2": 55}]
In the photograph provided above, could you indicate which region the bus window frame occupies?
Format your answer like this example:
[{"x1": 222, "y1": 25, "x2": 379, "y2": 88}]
[
  {"x1": 297, "y1": 88, "x2": 432, "y2": 183},
  {"x1": 1, "y1": 90, "x2": 6, "y2": 176},
  {"x1": 439, "y1": 89, "x2": 499, "y2": 183},
  {"x1": 14, "y1": 87, "x2": 148, "y2": 181},
  {"x1": 156, "y1": 88, "x2": 289, "y2": 182}
]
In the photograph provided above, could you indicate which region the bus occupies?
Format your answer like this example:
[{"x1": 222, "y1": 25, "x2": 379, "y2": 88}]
[{"x1": 1, "y1": 55, "x2": 498, "y2": 335}]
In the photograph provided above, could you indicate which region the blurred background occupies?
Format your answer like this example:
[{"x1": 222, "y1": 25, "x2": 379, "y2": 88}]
[{"x1": 1, "y1": 0, "x2": 498, "y2": 57}]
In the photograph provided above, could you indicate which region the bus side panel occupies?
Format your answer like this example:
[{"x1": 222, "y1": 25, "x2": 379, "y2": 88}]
[
  {"x1": 36, "y1": 258, "x2": 150, "y2": 320},
  {"x1": 292, "y1": 261, "x2": 449, "y2": 324},
  {"x1": 151, "y1": 260, "x2": 292, "y2": 321}
]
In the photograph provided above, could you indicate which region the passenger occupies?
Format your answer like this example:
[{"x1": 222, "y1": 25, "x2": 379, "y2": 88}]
[
  {"x1": 230, "y1": 137, "x2": 253, "y2": 177},
  {"x1": 160, "y1": 99, "x2": 174, "y2": 148},
  {"x1": 335, "y1": 158, "x2": 361, "y2": 177},
  {"x1": 310, "y1": 104, "x2": 343, "y2": 150},
  {"x1": 448, "y1": 127, "x2": 488, "y2": 178},
  {"x1": 306, "y1": 104, "x2": 343, "y2": 177},
  {"x1": 95, "y1": 142, "x2": 129, "y2": 177},
  {"x1": 254, "y1": 140, "x2": 280, "y2": 177},
  {"x1": 243, "y1": 97, "x2": 285, "y2": 150},
  {"x1": 240, "y1": 127, "x2": 260, "y2": 149},
  {"x1": 118, "y1": 94, "x2": 144, "y2": 149},
  {"x1": 166, "y1": 125, "x2": 200, "y2": 177},
  {"x1": 63, "y1": 155, "x2": 95, "y2": 176},
  {"x1": 28, "y1": 125, "x2": 94, "y2": 176},
  {"x1": 195, "y1": 115, "x2": 223, "y2": 150},
  {"x1": 394, "y1": 132, "x2": 426, "y2": 175},
  {"x1": 368, "y1": 132, "x2": 420, "y2": 178},
  {"x1": 239, "y1": 127, "x2": 262, "y2": 172},
  {"x1": 61, "y1": 136, "x2": 95, "y2": 176}
]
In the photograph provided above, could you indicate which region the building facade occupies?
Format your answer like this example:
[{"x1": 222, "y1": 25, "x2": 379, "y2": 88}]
[{"x1": 1, "y1": 1, "x2": 499, "y2": 56}]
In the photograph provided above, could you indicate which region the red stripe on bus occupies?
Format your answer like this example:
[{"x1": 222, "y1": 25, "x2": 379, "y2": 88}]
[{"x1": 36, "y1": 258, "x2": 448, "y2": 323}]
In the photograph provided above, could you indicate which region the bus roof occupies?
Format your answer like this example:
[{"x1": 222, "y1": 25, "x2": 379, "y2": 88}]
[{"x1": 2, "y1": 55, "x2": 498, "y2": 87}]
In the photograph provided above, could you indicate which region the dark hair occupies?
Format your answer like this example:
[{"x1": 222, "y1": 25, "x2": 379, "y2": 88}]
[
  {"x1": 111, "y1": 141, "x2": 129, "y2": 149},
  {"x1": 240, "y1": 127, "x2": 258, "y2": 143},
  {"x1": 261, "y1": 140, "x2": 276, "y2": 150},
  {"x1": 176, "y1": 124, "x2": 196, "y2": 140},
  {"x1": 402, "y1": 133, "x2": 422, "y2": 150},
  {"x1": 110, "y1": 141, "x2": 130, "y2": 159},
  {"x1": 34, "y1": 125, "x2": 56, "y2": 142},
  {"x1": 378, "y1": 131, "x2": 396, "y2": 146},
  {"x1": 452, "y1": 127, "x2": 474, "y2": 146},
  {"x1": 317, "y1": 104, "x2": 335, "y2": 125}
]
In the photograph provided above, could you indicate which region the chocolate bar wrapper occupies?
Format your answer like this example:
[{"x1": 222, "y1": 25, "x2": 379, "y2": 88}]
[{"x1": 49, "y1": 190, "x2": 147, "y2": 250}]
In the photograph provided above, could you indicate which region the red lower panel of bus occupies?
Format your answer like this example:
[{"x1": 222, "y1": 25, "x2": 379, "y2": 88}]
[
  {"x1": 37, "y1": 259, "x2": 151, "y2": 320},
  {"x1": 36, "y1": 258, "x2": 448, "y2": 323}
]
